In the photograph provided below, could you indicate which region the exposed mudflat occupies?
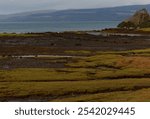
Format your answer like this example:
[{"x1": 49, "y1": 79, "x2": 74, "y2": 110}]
[
  {"x1": 0, "y1": 32, "x2": 150, "y2": 102},
  {"x1": 0, "y1": 32, "x2": 150, "y2": 55},
  {"x1": 0, "y1": 32, "x2": 149, "y2": 70}
]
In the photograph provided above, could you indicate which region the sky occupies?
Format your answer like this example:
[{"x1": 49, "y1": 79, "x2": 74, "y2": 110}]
[{"x1": 0, "y1": 0, "x2": 150, "y2": 14}]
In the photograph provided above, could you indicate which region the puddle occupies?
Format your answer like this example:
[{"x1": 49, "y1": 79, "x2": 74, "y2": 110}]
[
  {"x1": 87, "y1": 31, "x2": 150, "y2": 37},
  {"x1": 1, "y1": 55, "x2": 83, "y2": 58}
]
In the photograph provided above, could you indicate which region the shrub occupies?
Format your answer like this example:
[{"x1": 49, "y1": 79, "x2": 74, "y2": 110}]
[
  {"x1": 139, "y1": 21, "x2": 150, "y2": 28},
  {"x1": 117, "y1": 21, "x2": 136, "y2": 29}
]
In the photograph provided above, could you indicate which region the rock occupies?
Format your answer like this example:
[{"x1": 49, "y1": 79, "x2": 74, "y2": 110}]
[
  {"x1": 126, "y1": 9, "x2": 150, "y2": 25},
  {"x1": 118, "y1": 8, "x2": 150, "y2": 29}
]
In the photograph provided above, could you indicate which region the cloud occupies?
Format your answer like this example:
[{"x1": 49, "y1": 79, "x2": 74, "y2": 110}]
[{"x1": 0, "y1": 0, "x2": 150, "y2": 14}]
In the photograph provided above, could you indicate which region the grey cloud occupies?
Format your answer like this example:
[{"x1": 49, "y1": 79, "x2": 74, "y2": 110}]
[{"x1": 0, "y1": 0, "x2": 149, "y2": 14}]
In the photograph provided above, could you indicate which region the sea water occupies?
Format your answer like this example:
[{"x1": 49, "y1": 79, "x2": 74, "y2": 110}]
[{"x1": 0, "y1": 21, "x2": 120, "y2": 33}]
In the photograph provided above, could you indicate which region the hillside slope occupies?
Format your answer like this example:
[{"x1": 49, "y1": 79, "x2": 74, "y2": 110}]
[{"x1": 0, "y1": 4, "x2": 150, "y2": 22}]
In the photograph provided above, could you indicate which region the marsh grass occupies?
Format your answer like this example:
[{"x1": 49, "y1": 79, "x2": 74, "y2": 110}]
[
  {"x1": 65, "y1": 50, "x2": 92, "y2": 55},
  {"x1": 52, "y1": 88, "x2": 150, "y2": 102},
  {"x1": 0, "y1": 33, "x2": 38, "y2": 37},
  {"x1": 0, "y1": 78, "x2": 150, "y2": 101},
  {"x1": 0, "y1": 48, "x2": 150, "y2": 101}
]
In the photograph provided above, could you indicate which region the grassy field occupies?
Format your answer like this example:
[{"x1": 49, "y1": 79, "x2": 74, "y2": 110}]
[
  {"x1": 139, "y1": 28, "x2": 150, "y2": 32},
  {"x1": 101, "y1": 28, "x2": 150, "y2": 34},
  {"x1": 0, "y1": 49, "x2": 150, "y2": 101},
  {"x1": 0, "y1": 33, "x2": 39, "y2": 37}
]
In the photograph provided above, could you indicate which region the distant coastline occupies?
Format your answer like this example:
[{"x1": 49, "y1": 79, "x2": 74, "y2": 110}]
[{"x1": 0, "y1": 4, "x2": 150, "y2": 33}]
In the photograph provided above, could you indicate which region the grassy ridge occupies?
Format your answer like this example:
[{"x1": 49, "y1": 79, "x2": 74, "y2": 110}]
[{"x1": 0, "y1": 78, "x2": 150, "y2": 101}]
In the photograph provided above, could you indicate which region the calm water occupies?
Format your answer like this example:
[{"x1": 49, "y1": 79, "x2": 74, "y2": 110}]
[{"x1": 0, "y1": 21, "x2": 119, "y2": 33}]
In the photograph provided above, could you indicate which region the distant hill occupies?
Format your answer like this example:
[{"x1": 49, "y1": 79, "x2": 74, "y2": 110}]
[{"x1": 0, "y1": 4, "x2": 150, "y2": 22}]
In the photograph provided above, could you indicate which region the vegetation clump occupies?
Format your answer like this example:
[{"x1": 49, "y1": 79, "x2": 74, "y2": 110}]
[
  {"x1": 118, "y1": 21, "x2": 136, "y2": 29},
  {"x1": 118, "y1": 9, "x2": 150, "y2": 29}
]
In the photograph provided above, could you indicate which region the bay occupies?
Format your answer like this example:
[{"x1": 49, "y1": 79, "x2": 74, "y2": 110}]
[{"x1": 0, "y1": 21, "x2": 120, "y2": 33}]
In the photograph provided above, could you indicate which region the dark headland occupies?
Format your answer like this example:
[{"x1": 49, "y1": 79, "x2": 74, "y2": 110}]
[{"x1": 102, "y1": 8, "x2": 150, "y2": 34}]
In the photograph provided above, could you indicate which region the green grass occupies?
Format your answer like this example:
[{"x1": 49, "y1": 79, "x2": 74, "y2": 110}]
[
  {"x1": 0, "y1": 48, "x2": 149, "y2": 101},
  {"x1": 0, "y1": 66, "x2": 149, "y2": 82},
  {"x1": 0, "y1": 68, "x2": 90, "y2": 82},
  {"x1": 65, "y1": 50, "x2": 92, "y2": 55},
  {"x1": 67, "y1": 54, "x2": 123, "y2": 68},
  {"x1": 96, "y1": 48, "x2": 150, "y2": 55},
  {"x1": 0, "y1": 33, "x2": 38, "y2": 37},
  {"x1": 52, "y1": 88, "x2": 150, "y2": 102},
  {"x1": 0, "y1": 78, "x2": 150, "y2": 101}
]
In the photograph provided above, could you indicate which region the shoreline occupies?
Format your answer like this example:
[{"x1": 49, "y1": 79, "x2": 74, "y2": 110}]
[{"x1": 0, "y1": 27, "x2": 150, "y2": 36}]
